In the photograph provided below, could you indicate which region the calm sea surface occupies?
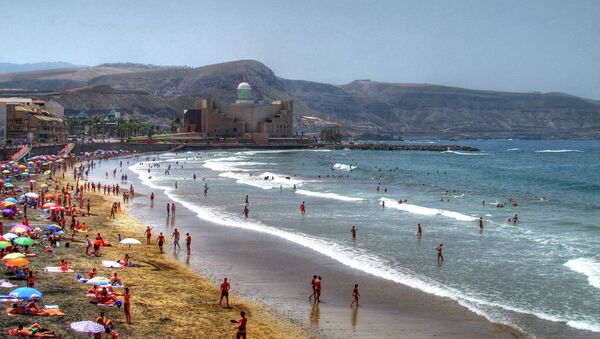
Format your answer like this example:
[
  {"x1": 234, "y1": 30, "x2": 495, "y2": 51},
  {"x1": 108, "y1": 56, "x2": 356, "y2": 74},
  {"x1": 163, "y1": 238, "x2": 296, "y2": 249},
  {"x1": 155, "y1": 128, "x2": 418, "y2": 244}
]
[{"x1": 129, "y1": 140, "x2": 600, "y2": 335}]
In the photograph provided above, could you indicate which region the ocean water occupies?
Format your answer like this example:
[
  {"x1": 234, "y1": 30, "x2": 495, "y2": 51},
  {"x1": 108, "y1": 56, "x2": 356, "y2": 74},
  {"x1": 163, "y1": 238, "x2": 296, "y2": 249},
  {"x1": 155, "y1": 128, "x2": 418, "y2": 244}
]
[{"x1": 129, "y1": 140, "x2": 600, "y2": 336}]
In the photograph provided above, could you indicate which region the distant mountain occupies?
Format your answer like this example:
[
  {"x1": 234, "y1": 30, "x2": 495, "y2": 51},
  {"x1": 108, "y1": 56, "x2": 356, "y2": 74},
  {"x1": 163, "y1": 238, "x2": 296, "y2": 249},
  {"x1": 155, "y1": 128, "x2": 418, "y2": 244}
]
[
  {"x1": 0, "y1": 60, "x2": 598, "y2": 139},
  {"x1": 0, "y1": 62, "x2": 87, "y2": 74}
]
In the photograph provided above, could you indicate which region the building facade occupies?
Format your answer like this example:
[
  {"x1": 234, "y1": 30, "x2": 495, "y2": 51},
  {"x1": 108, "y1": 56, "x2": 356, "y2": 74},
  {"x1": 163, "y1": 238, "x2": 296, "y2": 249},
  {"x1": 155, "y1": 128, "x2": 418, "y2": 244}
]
[
  {"x1": 183, "y1": 82, "x2": 293, "y2": 143},
  {"x1": 3, "y1": 99, "x2": 68, "y2": 144}
]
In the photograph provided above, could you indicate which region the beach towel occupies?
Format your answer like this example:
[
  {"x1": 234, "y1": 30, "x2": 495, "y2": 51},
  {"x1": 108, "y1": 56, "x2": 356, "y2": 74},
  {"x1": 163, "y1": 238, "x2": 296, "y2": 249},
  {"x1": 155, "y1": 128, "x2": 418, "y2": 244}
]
[
  {"x1": 44, "y1": 267, "x2": 74, "y2": 273},
  {"x1": 0, "y1": 281, "x2": 17, "y2": 288},
  {"x1": 102, "y1": 261, "x2": 124, "y2": 268},
  {"x1": 5, "y1": 307, "x2": 64, "y2": 316}
]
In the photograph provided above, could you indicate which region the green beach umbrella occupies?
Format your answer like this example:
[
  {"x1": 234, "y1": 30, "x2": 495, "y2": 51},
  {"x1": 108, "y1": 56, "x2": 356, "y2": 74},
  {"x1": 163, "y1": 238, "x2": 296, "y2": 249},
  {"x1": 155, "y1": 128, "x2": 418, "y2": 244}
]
[{"x1": 14, "y1": 237, "x2": 34, "y2": 246}]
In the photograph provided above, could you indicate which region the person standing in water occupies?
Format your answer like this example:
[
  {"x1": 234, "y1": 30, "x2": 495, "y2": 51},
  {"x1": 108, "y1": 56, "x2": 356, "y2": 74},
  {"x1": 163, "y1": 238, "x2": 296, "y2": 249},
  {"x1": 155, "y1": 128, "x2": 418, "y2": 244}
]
[
  {"x1": 350, "y1": 284, "x2": 360, "y2": 307},
  {"x1": 436, "y1": 243, "x2": 444, "y2": 262},
  {"x1": 171, "y1": 203, "x2": 176, "y2": 215},
  {"x1": 172, "y1": 228, "x2": 180, "y2": 250},
  {"x1": 417, "y1": 223, "x2": 422, "y2": 238},
  {"x1": 479, "y1": 217, "x2": 484, "y2": 230},
  {"x1": 243, "y1": 206, "x2": 249, "y2": 218},
  {"x1": 299, "y1": 201, "x2": 306, "y2": 214},
  {"x1": 167, "y1": 203, "x2": 170, "y2": 216},
  {"x1": 185, "y1": 233, "x2": 191, "y2": 256},
  {"x1": 351, "y1": 226, "x2": 357, "y2": 239},
  {"x1": 245, "y1": 195, "x2": 249, "y2": 205}
]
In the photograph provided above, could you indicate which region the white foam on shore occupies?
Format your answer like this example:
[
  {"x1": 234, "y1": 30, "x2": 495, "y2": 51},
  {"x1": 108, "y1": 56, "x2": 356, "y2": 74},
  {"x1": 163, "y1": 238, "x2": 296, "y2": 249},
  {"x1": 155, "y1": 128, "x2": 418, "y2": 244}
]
[
  {"x1": 380, "y1": 198, "x2": 478, "y2": 221},
  {"x1": 203, "y1": 156, "x2": 266, "y2": 172},
  {"x1": 296, "y1": 189, "x2": 364, "y2": 202},
  {"x1": 506, "y1": 148, "x2": 521, "y2": 151},
  {"x1": 535, "y1": 149, "x2": 584, "y2": 153},
  {"x1": 564, "y1": 258, "x2": 600, "y2": 289},
  {"x1": 332, "y1": 163, "x2": 356, "y2": 171},
  {"x1": 236, "y1": 149, "x2": 330, "y2": 156},
  {"x1": 220, "y1": 171, "x2": 303, "y2": 190},
  {"x1": 129, "y1": 161, "x2": 600, "y2": 335}
]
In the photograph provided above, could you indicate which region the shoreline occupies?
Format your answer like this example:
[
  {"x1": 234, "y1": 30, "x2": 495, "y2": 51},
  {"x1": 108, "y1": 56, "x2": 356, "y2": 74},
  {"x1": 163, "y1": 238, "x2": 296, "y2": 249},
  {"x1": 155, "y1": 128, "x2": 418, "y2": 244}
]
[
  {"x1": 0, "y1": 166, "x2": 307, "y2": 338},
  {"x1": 89, "y1": 153, "x2": 528, "y2": 338}
]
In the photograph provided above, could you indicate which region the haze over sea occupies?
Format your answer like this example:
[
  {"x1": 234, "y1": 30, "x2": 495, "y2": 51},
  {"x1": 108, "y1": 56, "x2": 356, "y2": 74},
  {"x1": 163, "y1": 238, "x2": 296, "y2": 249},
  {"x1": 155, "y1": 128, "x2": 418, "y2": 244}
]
[{"x1": 129, "y1": 139, "x2": 600, "y2": 337}]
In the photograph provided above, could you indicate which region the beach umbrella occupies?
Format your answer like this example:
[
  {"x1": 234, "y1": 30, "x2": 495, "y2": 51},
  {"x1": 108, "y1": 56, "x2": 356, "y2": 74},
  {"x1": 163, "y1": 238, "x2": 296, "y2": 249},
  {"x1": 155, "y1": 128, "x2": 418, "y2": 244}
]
[
  {"x1": 14, "y1": 237, "x2": 34, "y2": 246},
  {"x1": 86, "y1": 277, "x2": 111, "y2": 286},
  {"x1": 24, "y1": 192, "x2": 39, "y2": 198},
  {"x1": 9, "y1": 287, "x2": 42, "y2": 301},
  {"x1": 5, "y1": 258, "x2": 29, "y2": 267},
  {"x1": 4, "y1": 198, "x2": 17, "y2": 203},
  {"x1": 42, "y1": 202, "x2": 57, "y2": 209},
  {"x1": 70, "y1": 321, "x2": 104, "y2": 335},
  {"x1": 4, "y1": 183, "x2": 15, "y2": 188},
  {"x1": 2, "y1": 233, "x2": 18, "y2": 240},
  {"x1": 0, "y1": 241, "x2": 12, "y2": 249},
  {"x1": 2, "y1": 253, "x2": 25, "y2": 260},
  {"x1": 44, "y1": 225, "x2": 62, "y2": 232},
  {"x1": 2, "y1": 209, "x2": 15, "y2": 215},
  {"x1": 49, "y1": 206, "x2": 64, "y2": 211},
  {"x1": 10, "y1": 225, "x2": 30, "y2": 233},
  {"x1": 2, "y1": 201, "x2": 14, "y2": 206},
  {"x1": 2, "y1": 170, "x2": 10, "y2": 174},
  {"x1": 120, "y1": 238, "x2": 141, "y2": 245}
]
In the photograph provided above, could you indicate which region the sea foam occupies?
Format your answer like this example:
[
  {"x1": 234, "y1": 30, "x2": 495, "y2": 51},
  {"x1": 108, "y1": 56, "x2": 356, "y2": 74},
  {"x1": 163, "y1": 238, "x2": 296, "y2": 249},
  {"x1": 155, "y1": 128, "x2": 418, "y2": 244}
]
[
  {"x1": 332, "y1": 163, "x2": 355, "y2": 171},
  {"x1": 296, "y1": 189, "x2": 364, "y2": 202},
  {"x1": 535, "y1": 149, "x2": 584, "y2": 153},
  {"x1": 564, "y1": 257, "x2": 600, "y2": 289},
  {"x1": 380, "y1": 198, "x2": 477, "y2": 221}
]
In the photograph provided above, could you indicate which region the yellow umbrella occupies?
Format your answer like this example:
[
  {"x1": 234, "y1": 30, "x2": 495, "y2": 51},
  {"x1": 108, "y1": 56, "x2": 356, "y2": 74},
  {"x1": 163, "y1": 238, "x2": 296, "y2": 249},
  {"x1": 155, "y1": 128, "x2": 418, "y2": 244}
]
[{"x1": 2, "y1": 253, "x2": 25, "y2": 260}]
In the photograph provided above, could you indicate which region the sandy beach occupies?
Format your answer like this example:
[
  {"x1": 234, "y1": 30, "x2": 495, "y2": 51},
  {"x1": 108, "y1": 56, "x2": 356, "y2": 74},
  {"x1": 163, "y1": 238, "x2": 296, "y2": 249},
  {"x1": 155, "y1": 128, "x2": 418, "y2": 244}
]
[{"x1": 0, "y1": 165, "x2": 306, "y2": 338}]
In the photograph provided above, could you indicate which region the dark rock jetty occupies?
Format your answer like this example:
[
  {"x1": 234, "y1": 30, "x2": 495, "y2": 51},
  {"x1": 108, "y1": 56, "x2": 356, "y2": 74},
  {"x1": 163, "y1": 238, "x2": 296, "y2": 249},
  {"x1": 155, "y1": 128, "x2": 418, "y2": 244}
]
[{"x1": 325, "y1": 144, "x2": 480, "y2": 152}]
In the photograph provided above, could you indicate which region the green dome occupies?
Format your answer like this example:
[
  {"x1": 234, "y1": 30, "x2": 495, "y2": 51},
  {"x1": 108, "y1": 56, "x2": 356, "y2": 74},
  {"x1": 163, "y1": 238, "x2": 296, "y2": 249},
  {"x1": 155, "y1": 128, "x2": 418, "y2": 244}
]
[{"x1": 237, "y1": 82, "x2": 252, "y2": 101}]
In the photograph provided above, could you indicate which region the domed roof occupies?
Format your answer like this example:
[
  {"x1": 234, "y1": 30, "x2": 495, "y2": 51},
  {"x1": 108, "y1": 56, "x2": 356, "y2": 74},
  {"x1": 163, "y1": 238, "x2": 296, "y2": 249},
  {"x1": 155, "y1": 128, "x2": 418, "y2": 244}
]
[{"x1": 237, "y1": 82, "x2": 251, "y2": 90}]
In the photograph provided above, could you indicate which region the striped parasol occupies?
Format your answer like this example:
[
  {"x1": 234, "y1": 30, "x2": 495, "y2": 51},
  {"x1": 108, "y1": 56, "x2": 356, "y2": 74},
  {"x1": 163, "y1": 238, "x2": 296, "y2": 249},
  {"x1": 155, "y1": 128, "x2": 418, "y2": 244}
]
[{"x1": 70, "y1": 321, "x2": 105, "y2": 334}]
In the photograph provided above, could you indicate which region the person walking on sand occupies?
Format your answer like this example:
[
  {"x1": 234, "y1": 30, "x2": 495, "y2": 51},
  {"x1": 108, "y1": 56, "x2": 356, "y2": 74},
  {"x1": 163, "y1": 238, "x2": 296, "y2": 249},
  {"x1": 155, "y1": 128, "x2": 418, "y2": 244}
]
[
  {"x1": 157, "y1": 232, "x2": 165, "y2": 253},
  {"x1": 233, "y1": 310, "x2": 248, "y2": 339},
  {"x1": 436, "y1": 243, "x2": 444, "y2": 262},
  {"x1": 185, "y1": 233, "x2": 191, "y2": 255},
  {"x1": 351, "y1": 226, "x2": 357, "y2": 239},
  {"x1": 150, "y1": 192, "x2": 154, "y2": 203},
  {"x1": 166, "y1": 203, "x2": 170, "y2": 216},
  {"x1": 144, "y1": 226, "x2": 153, "y2": 245},
  {"x1": 417, "y1": 223, "x2": 422, "y2": 238},
  {"x1": 309, "y1": 275, "x2": 318, "y2": 301},
  {"x1": 479, "y1": 217, "x2": 484, "y2": 230},
  {"x1": 172, "y1": 228, "x2": 180, "y2": 250},
  {"x1": 314, "y1": 276, "x2": 322, "y2": 303},
  {"x1": 351, "y1": 284, "x2": 360, "y2": 307},
  {"x1": 220, "y1": 277, "x2": 231, "y2": 308},
  {"x1": 86, "y1": 199, "x2": 90, "y2": 214}
]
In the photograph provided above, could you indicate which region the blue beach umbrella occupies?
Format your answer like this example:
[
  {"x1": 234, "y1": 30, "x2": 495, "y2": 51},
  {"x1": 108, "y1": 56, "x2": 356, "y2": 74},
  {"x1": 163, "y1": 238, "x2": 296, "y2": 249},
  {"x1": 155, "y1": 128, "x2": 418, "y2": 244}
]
[
  {"x1": 9, "y1": 287, "x2": 43, "y2": 301},
  {"x1": 44, "y1": 225, "x2": 62, "y2": 232},
  {"x1": 4, "y1": 198, "x2": 17, "y2": 204}
]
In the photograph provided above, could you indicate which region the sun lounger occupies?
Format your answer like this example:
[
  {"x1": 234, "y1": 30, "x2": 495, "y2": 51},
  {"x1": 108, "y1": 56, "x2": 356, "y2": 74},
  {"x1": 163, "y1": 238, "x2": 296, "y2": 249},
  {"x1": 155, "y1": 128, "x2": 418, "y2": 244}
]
[{"x1": 44, "y1": 267, "x2": 74, "y2": 273}]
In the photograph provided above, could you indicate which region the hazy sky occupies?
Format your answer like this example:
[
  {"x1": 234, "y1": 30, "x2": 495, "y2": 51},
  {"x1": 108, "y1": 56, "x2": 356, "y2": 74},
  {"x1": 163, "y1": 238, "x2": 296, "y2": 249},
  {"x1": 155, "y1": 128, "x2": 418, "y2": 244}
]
[{"x1": 1, "y1": 0, "x2": 599, "y2": 98}]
